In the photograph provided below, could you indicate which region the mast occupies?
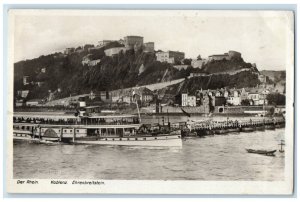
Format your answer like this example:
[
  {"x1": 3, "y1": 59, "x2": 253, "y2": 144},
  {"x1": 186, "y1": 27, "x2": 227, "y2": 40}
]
[
  {"x1": 261, "y1": 85, "x2": 266, "y2": 122},
  {"x1": 133, "y1": 90, "x2": 141, "y2": 123},
  {"x1": 263, "y1": 94, "x2": 265, "y2": 117},
  {"x1": 167, "y1": 109, "x2": 170, "y2": 129}
]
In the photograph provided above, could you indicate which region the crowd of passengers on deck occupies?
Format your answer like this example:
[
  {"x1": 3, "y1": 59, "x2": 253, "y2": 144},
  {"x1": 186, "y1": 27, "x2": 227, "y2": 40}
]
[{"x1": 13, "y1": 116, "x2": 140, "y2": 125}]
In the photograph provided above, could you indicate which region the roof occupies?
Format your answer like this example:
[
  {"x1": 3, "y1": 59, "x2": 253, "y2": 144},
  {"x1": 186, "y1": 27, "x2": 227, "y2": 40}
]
[
  {"x1": 125, "y1": 35, "x2": 143, "y2": 38},
  {"x1": 88, "y1": 114, "x2": 138, "y2": 119},
  {"x1": 82, "y1": 54, "x2": 93, "y2": 60},
  {"x1": 111, "y1": 87, "x2": 153, "y2": 97},
  {"x1": 84, "y1": 106, "x2": 101, "y2": 109},
  {"x1": 134, "y1": 87, "x2": 153, "y2": 95},
  {"x1": 209, "y1": 53, "x2": 229, "y2": 57},
  {"x1": 26, "y1": 99, "x2": 43, "y2": 102},
  {"x1": 13, "y1": 114, "x2": 77, "y2": 119},
  {"x1": 248, "y1": 88, "x2": 265, "y2": 94},
  {"x1": 105, "y1": 47, "x2": 126, "y2": 51}
]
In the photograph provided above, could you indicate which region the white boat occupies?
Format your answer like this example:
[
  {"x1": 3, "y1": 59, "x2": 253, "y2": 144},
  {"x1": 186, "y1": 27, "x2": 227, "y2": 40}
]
[{"x1": 13, "y1": 106, "x2": 182, "y2": 147}]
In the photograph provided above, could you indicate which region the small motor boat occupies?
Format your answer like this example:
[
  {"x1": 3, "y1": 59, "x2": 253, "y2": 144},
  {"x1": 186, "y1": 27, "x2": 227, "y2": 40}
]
[{"x1": 246, "y1": 149, "x2": 276, "y2": 156}]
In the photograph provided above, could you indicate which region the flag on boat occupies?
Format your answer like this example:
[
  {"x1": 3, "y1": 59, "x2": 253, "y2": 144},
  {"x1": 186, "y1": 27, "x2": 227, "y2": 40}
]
[{"x1": 181, "y1": 108, "x2": 191, "y2": 117}]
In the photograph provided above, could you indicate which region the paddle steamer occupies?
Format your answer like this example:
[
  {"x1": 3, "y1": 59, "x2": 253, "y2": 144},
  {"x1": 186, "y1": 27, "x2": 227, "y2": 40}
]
[{"x1": 13, "y1": 104, "x2": 182, "y2": 147}]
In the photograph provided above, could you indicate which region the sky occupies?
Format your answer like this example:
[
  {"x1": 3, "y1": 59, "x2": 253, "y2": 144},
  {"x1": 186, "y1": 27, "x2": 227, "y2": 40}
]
[{"x1": 12, "y1": 10, "x2": 294, "y2": 70}]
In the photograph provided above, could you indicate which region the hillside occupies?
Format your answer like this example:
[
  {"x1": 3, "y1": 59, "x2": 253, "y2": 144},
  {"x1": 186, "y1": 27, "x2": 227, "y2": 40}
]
[
  {"x1": 200, "y1": 57, "x2": 257, "y2": 74},
  {"x1": 158, "y1": 71, "x2": 261, "y2": 97},
  {"x1": 14, "y1": 43, "x2": 260, "y2": 101},
  {"x1": 260, "y1": 70, "x2": 286, "y2": 83},
  {"x1": 14, "y1": 44, "x2": 185, "y2": 100}
]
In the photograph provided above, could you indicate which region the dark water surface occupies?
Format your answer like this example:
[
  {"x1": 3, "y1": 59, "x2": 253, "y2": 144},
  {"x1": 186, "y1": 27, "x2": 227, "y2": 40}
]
[{"x1": 14, "y1": 121, "x2": 285, "y2": 180}]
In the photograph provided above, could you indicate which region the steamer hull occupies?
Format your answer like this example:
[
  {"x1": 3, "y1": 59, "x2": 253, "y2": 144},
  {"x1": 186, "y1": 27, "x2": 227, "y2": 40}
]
[{"x1": 75, "y1": 134, "x2": 182, "y2": 147}]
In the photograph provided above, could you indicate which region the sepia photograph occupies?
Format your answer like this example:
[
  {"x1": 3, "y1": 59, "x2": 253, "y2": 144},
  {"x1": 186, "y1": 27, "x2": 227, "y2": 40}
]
[{"x1": 6, "y1": 9, "x2": 294, "y2": 194}]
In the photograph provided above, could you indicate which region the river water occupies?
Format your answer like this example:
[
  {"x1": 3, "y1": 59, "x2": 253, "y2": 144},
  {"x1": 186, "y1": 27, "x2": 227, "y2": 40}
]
[{"x1": 13, "y1": 115, "x2": 285, "y2": 181}]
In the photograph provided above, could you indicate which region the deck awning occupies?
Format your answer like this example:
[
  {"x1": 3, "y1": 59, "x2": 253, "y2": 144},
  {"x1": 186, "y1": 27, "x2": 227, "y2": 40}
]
[
  {"x1": 87, "y1": 115, "x2": 138, "y2": 119},
  {"x1": 13, "y1": 113, "x2": 77, "y2": 119}
]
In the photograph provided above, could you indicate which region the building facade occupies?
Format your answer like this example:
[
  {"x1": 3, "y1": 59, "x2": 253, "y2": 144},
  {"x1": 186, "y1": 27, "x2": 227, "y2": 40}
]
[
  {"x1": 124, "y1": 36, "x2": 144, "y2": 50},
  {"x1": 173, "y1": 65, "x2": 189, "y2": 70},
  {"x1": 82, "y1": 54, "x2": 92, "y2": 65},
  {"x1": 187, "y1": 96, "x2": 197, "y2": 106},
  {"x1": 181, "y1": 93, "x2": 188, "y2": 106},
  {"x1": 17, "y1": 90, "x2": 29, "y2": 98},
  {"x1": 181, "y1": 93, "x2": 196, "y2": 107},
  {"x1": 88, "y1": 59, "x2": 101, "y2": 66},
  {"x1": 135, "y1": 87, "x2": 154, "y2": 104},
  {"x1": 26, "y1": 99, "x2": 43, "y2": 106},
  {"x1": 98, "y1": 40, "x2": 115, "y2": 47},
  {"x1": 191, "y1": 59, "x2": 207, "y2": 68},
  {"x1": 156, "y1": 51, "x2": 185, "y2": 64},
  {"x1": 143, "y1": 42, "x2": 155, "y2": 52},
  {"x1": 23, "y1": 76, "x2": 30, "y2": 85},
  {"x1": 258, "y1": 74, "x2": 267, "y2": 83},
  {"x1": 228, "y1": 50, "x2": 242, "y2": 59},
  {"x1": 208, "y1": 50, "x2": 241, "y2": 62},
  {"x1": 104, "y1": 47, "x2": 127, "y2": 57},
  {"x1": 226, "y1": 96, "x2": 241, "y2": 106},
  {"x1": 88, "y1": 46, "x2": 102, "y2": 52},
  {"x1": 189, "y1": 72, "x2": 208, "y2": 78},
  {"x1": 208, "y1": 53, "x2": 230, "y2": 61}
]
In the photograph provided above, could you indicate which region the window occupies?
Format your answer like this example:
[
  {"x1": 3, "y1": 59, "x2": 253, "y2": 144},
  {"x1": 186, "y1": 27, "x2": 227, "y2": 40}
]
[
  {"x1": 135, "y1": 138, "x2": 138, "y2": 141},
  {"x1": 77, "y1": 130, "x2": 79, "y2": 132},
  {"x1": 64, "y1": 130, "x2": 67, "y2": 132}
]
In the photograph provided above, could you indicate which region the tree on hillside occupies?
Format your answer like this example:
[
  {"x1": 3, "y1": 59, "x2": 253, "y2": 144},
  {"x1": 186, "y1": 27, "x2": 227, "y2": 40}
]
[
  {"x1": 75, "y1": 46, "x2": 82, "y2": 51},
  {"x1": 241, "y1": 99, "x2": 251, "y2": 106},
  {"x1": 266, "y1": 93, "x2": 286, "y2": 105},
  {"x1": 266, "y1": 76, "x2": 274, "y2": 84},
  {"x1": 83, "y1": 44, "x2": 94, "y2": 50},
  {"x1": 183, "y1": 58, "x2": 192, "y2": 65}
]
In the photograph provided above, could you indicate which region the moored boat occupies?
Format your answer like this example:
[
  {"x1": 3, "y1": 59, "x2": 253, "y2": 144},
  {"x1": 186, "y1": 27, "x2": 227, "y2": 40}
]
[
  {"x1": 265, "y1": 124, "x2": 276, "y2": 130},
  {"x1": 193, "y1": 129, "x2": 214, "y2": 137},
  {"x1": 227, "y1": 128, "x2": 240, "y2": 133},
  {"x1": 182, "y1": 129, "x2": 198, "y2": 138},
  {"x1": 214, "y1": 128, "x2": 228, "y2": 135},
  {"x1": 241, "y1": 127, "x2": 255, "y2": 132},
  {"x1": 13, "y1": 106, "x2": 182, "y2": 147},
  {"x1": 275, "y1": 123, "x2": 285, "y2": 128},
  {"x1": 246, "y1": 149, "x2": 276, "y2": 156},
  {"x1": 255, "y1": 125, "x2": 265, "y2": 131}
]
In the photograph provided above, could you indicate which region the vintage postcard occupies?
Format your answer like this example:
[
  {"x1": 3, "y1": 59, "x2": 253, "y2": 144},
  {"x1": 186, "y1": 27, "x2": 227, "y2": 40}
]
[{"x1": 6, "y1": 9, "x2": 294, "y2": 194}]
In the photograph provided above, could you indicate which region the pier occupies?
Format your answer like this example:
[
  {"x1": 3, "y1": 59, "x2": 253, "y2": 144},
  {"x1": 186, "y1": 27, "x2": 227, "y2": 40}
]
[{"x1": 188, "y1": 117, "x2": 285, "y2": 137}]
